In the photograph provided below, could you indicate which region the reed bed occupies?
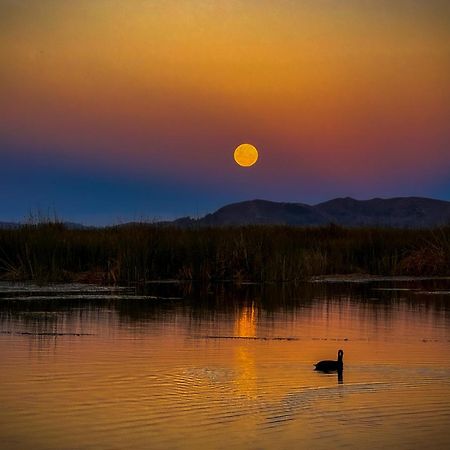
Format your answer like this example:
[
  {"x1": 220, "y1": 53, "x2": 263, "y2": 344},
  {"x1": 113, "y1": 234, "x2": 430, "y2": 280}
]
[{"x1": 0, "y1": 223, "x2": 449, "y2": 284}]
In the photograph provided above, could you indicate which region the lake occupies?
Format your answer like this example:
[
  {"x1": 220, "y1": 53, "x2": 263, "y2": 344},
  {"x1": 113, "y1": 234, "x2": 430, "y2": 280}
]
[{"x1": 1, "y1": 279, "x2": 450, "y2": 449}]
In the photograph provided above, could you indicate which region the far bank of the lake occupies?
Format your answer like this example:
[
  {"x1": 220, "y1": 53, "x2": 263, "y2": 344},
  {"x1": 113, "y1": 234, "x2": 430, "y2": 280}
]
[{"x1": 0, "y1": 224, "x2": 449, "y2": 284}]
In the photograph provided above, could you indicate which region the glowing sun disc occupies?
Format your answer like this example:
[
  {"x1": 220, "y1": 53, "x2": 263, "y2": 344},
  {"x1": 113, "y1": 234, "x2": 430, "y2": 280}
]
[{"x1": 234, "y1": 143, "x2": 259, "y2": 167}]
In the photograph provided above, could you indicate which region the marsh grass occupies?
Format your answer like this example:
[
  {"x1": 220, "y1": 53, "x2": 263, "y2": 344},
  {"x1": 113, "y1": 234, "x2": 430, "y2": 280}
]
[{"x1": 0, "y1": 223, "x2": 449, "y2": 284}]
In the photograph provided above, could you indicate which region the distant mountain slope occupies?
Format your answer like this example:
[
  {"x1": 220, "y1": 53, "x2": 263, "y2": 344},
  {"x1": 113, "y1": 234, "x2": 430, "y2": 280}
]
[
  {"x1": 0, "y1": 221, "x2": 87, "y2": 230},
  {"x1": 3, "y1": 197, "x2": 450, "y2": 229},
  {"x1": 0, "y1": 222, "x2": 20, "y2": 229},
  {"x1": 181, "y1": 197, "x2": 450, "y2": 228},
  {"x1": 198, "y1": 200, "x2": 331, "y2": 226},
  {"x1": 315, "y1": 197, "x2": 450, "y2": 227}
]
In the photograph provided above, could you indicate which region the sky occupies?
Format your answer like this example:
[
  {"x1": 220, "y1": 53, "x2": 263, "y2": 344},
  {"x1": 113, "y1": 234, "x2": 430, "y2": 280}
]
[{"x1": 1, "y1": 0, "x2": 449, "y2": 225}]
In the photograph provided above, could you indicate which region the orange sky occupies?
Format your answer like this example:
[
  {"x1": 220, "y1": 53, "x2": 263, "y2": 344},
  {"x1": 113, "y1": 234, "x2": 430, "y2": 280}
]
[{"x1": 1, "y1": 1, "x2": 449, "y2": 222}]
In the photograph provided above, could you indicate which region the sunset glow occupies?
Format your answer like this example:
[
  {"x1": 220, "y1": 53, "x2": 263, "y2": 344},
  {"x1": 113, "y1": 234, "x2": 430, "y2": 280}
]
[{"x1": 1, "y1": 1, "x2": 449, "y2": 223}]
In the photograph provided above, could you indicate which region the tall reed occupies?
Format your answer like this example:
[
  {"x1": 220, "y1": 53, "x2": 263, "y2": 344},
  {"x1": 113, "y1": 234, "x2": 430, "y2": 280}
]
[{"x1": 0, "y1": 223, "x2": 448, "y2": 284}]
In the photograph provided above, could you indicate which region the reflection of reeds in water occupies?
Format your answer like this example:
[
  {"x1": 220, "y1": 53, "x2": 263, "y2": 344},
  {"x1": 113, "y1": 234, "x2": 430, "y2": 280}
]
[{"x1": 0, "y1": 223, "x2": 449, "y2": 283}]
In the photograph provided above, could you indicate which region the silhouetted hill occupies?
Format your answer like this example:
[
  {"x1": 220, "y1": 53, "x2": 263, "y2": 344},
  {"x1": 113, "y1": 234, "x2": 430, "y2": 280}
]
[
  {"x1": 3, "y1": 197, "x2": 450, "y2": 229},
  {"x1": 180, "y1": 197, "x2": 450, "y2": 228},
  {"x1": 315, "y1": 197, "x2": 450, "y2": 227},
  {"x1": 198, "y1": 200, "x2": 331, "y2": 226}
]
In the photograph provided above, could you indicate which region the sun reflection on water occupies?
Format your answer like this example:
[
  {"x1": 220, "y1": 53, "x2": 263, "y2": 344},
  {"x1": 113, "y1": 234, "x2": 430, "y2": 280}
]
[
  {"x1": 234, "y1": 304, "x2": 258, "y2": 399},
  {"x1": 234, "y1": 303, "x2": 257, "y2": 338}
]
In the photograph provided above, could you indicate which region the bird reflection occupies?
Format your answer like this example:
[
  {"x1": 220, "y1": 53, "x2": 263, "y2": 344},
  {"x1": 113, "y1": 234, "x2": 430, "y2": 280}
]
[{"x1": 312, "y1": 368, "x2": 344, "y2": 384}]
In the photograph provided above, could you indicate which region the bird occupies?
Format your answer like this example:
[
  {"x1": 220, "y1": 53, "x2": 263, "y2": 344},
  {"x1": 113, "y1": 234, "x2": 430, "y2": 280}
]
[{"x1": 314, "y1": 349, "x2": 344, "y2": 372}]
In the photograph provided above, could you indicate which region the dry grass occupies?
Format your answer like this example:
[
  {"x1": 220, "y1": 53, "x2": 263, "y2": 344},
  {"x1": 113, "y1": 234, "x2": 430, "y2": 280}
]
[{"x1": 0, "y1": 223, "x2": 449, "y2": 284}]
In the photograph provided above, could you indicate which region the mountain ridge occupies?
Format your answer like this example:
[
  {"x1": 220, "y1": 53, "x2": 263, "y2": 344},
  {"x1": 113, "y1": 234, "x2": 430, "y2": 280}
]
[
  {"x1": 1, "y1": 197, "x2": 449, "y2": 229},
  {"x1": 173, "y1": 196, "x2": 450, "y2": 228}
]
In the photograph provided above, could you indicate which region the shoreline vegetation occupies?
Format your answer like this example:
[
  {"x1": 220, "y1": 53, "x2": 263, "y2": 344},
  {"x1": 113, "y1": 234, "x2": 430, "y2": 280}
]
[{"x1": 0, "y1": 223, "x2": 449, "y2": 284}]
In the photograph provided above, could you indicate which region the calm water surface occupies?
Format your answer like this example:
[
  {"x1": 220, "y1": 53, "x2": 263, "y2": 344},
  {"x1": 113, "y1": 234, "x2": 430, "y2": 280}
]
[{"x1": 1, "y1": 280, "x2": 450, "y2": 449}]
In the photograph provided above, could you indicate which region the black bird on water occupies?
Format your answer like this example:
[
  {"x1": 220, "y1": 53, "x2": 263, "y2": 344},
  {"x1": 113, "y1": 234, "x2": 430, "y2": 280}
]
[{"x1": 314, "y1": 349, "x2": 344, "y2": 372}]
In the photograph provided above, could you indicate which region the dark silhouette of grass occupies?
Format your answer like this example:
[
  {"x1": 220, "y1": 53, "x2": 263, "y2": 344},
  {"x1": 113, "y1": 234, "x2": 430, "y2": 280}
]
[{"x1": 0, "y1": 223, "x2": 449, "y2": 284}]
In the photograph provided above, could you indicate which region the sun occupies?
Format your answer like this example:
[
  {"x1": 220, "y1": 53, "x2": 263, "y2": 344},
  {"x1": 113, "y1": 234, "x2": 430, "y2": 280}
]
[{"x1": 233, "y1": 143, "x2": 259, "y2": 167}]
